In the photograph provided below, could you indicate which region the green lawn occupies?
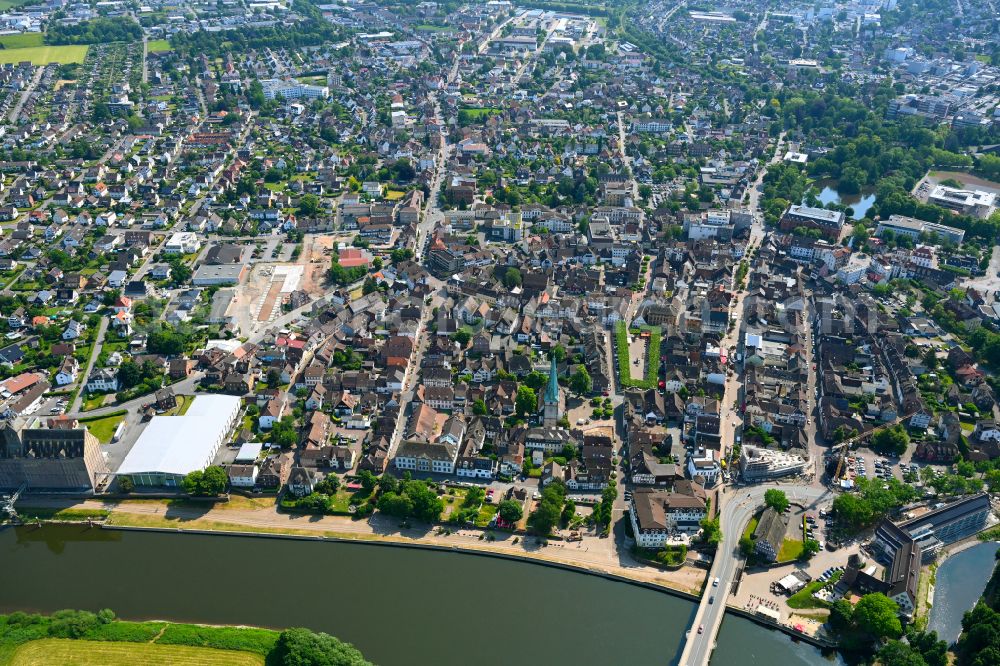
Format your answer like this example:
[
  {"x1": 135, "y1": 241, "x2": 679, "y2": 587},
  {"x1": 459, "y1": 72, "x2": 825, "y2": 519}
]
[
  {"x1": 79, "y1": 413, "x2": 125, "y2": 443},
  {"x1": 0, "y1": 33, "x2": 44, "y2": 49},
  {"x1": 9, "y1": 638, "x2": 264, "y2": 666},
  {"x1": 146, "y1": 39, "x2": 171, "y2": 53},
  {"x1": 475, "y1": 502, "x2": 499, "y2": 528},
  {"x1": 742, "y1": 511, "x2": 761, "y2": 540},
  {"x1": 0, "y1": 45, "x2": 89, "y2": 65},
  {"x1": 778, "y1": 538, "x2": 805, "y2": 562},
  {"x1": 16, "y1": 507, "x2": 110, "y2": 522},
  {"x1": 82, "y1": 393, "x2": 108, "y2": 412},
  {"x1": 0, "y1": 0, "x2": 33, "y2": 9},
  {"x1": 786, "y1": 570, "x2": 842, "y2": 610}
]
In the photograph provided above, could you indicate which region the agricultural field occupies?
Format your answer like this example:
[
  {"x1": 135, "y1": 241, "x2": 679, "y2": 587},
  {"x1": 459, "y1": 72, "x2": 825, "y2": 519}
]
[
  {"x1": 0, "y1": 33, "x2": 43, "y2": 49},
  {"x1": 0, "y1": 45, "x2": 88, "y2": 65},
  {"x1": 7, "y1": 639, "x2": 264, "y2": 666}
]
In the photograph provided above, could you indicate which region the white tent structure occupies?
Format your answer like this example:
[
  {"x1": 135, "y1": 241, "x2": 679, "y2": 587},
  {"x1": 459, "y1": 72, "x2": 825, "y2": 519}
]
[{"x1": 117, "y1": 395, "x2": 241, "y2": 486}]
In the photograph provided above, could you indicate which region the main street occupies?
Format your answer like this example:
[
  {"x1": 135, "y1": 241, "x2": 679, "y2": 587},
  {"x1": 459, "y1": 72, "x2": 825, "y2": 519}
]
[
  {"x1": 678, "y1": 483, "x2": 831, "y2": 666},
  {"x1": 676, "y1": 135, "x2": 829, "y2": 665}
]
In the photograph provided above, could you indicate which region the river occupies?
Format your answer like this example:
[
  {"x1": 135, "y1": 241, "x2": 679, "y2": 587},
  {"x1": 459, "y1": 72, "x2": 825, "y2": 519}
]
[
  {"x1": 928, "y1": 541, "x2": 1000, "y2": 645},
  {"x1": 0, "y1": 525, "x2": 834, "y2": 665}
]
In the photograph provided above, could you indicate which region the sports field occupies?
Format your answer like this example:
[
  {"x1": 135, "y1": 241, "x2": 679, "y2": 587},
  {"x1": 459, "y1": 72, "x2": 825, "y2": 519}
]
[
  {"x1": 0, "y1": 45, "x2": 88, "y2": 65},
  {"x1": 147, "y1": 39, "x2": 171, "y2": 52},
  {"x1": 8, "y1": 639, "x2": 265, "y2": 666}
]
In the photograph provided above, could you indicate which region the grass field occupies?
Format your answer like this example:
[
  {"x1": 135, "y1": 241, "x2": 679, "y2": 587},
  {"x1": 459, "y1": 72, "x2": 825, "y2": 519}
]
[
  {"x1": 0, "y1": 0, "x2": 32, "y2": 9},
  {"x1": 146, "y1": 39, "x2": 171, "y2": 53},
  {"x1": 9, "y1": 638, "x2": 265, "y2": 666},
  {"x1": 78, "y1": 413, "x2": 126, "y2": 443},
  {"x1": 0, "y1": 33, "x2": 43, "y2": 49},
  {"x1": 15, "y1": 507, "x2": 110, "y2": 522},
  {"x1": 0, "y1": 45, "x2": 88, "y2": 65},
  {"x1": 778, "y1": 538, "x2": 805, "y2": 562}
]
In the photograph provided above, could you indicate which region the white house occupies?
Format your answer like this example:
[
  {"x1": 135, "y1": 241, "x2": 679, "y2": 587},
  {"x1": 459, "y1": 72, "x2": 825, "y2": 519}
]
[
  {"x1": 55, "y1": 357, "x2": 79, "y2": 386},
  {"x1": 163, "y1": 231, "x2": 201, "y2": 255},
  {"x1": 629, "y1": 488, "x2": 707, "y2": 548},
  {"x1": 228, "y1": 464, "x2": 259, "y2": 488},
  {"x1": 86, "y1": 368, "x2": 119, "y2": 393},
  {"x1": 687, "y1": 448, "x2": 721, "y2": 485},
  {"x1": 62, "y1": 319, "x2": 85, "y2": 340}
]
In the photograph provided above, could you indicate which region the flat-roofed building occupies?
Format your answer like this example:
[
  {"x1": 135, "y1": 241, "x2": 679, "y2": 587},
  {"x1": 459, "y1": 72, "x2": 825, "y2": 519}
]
[
  {"x1": 928, "y1": 185, "x2": 996, "y2": 219},
  {"x1": 116, "y1": 395, "x2": 241, "y2": 487},
  {"x1": 739, "y1": 445, "x2": 807, "y2": 482},
  {"x1": 779, "y1": 205, "x2": 845, "y2": 241},
  {"x1": 875, "y1": 214, "x2": 965, "y2": 245}
]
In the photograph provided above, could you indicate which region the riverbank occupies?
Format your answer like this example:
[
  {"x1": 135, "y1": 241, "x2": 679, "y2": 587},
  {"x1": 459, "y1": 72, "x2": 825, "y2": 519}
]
[
  {"x1": 0, "y1": 608, "x2": 370, "y2": 666},
  {"x1": 15, "y1": 496, "x2": 707, "y2": 595}
]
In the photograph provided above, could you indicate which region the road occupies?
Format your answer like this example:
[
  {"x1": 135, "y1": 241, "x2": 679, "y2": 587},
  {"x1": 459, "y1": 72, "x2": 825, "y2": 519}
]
[
  {"x1": 64, "y1": 288, "x2": 334, "y2": 420},
  {"x1": 69, "y1": 318, "x2": 109, "y2": 414},
  {"x1": 678, "y1": 484, "x2": 830, "y2": 665},
  {"x1": 615, "y1": 110, "x2": 639, "y2": 202},
  {"x1": 677, "y1": 128, "x2": 822, "y2": 665},
  {"x1": 7, "y1": 65, "x2": 42, "y2": 123},
  {"x1": 961, "y1": 244, "x2": 1000, "y2": 297}
]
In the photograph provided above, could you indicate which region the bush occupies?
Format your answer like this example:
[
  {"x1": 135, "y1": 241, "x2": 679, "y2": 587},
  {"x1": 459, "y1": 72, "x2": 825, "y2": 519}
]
[
  {"x1": 156, "y1": 624, "x2": 279, "y2": 655},
  {"x1": 271, "y1": 627, "x2": 371, "y2": 666}
]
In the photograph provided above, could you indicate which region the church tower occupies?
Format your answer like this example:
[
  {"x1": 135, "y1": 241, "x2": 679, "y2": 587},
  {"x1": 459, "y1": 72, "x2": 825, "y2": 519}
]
[{"x1": 543, "y1": 356, "x2": 561, "y2": 427}]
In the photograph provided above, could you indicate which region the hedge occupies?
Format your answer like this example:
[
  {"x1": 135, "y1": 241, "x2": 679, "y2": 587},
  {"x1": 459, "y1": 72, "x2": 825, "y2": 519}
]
[{"x1": 614, "y1": 321, "x2": 661, "y2": 390}]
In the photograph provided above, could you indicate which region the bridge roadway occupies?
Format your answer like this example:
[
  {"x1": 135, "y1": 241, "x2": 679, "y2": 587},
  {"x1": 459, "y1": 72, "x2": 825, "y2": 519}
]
[{"x1": 676, "y1": 483, "x2": 831, "y2": 666}]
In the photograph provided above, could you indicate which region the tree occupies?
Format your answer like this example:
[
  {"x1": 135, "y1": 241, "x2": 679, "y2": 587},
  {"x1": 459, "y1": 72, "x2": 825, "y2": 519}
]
[
  {"x1": 739, "y1": 535, "x2": 756, "y2": 557},
  {"x1": 472, "y1": 399, "x2": 488, "y2": 416},
  {"x1": 515, "y1": 385, "x2": 537, "y2": 417},
  {"x1": 498, "y1": 499, "x2": 523, "y2": 523},
  {"x1": 699, "y1": 517, "x2": 722, "y2": 549},
  {"x1": 357, "y1": 470, "x2": 377, "y2": 493},
  {"x1": 270, "y1": 416, "x2": 298, "y2": 448},
  {"x1": 853, "y1": 593, "x2": 902, "y2": 640},
  {"x1": 550, "y1": 345, "x2": 566, "y2": 362},
  {"x1": 523, "y1": 371, "x2": 547, "y2": 391},
  {"x1": 800, "y1": 539, "x2": 820, "y2": 560},
  {"x1": 529, "y1": 482, "x2": 566, "y2": 535},
  {"x1": 181, "y1": 466, "x2": 228, "y2": 496},
  {"x1": 118, "y1": 476, "x2": 134, "y2": 493},
  {"x1": 503, "y1": 267, "x2": 522, "y2": 289},
  {"x1": 297, "y1": 194, "x2": 321, "y2": 217},
  {"x1": 452, "y1": 328, "x2": 472, "y2": 347},
  {"x1": 878, "y1": 640, "x2": 928, "y2": 666},
  {"x1": 873, "y1": 425, "x2": 910, "y2": 456},
  {"x1": 272, "y1": 627, "x2": 372, "y2": 666},
  {"x1": 116, "y1": 361, "x2": 142, "y2": 390},
  {"x1": 569, "y1": 365, "x2": 592, "y2": 396},
  {"x1": 833, "y1": 491, "x2": 876, "y2": 530},
  {"x1": 764, "y1": 489, "x2": 789, "y2": 513},
  {"x1": 528, "y1": 497, "x2": 561, "y2": 535}
]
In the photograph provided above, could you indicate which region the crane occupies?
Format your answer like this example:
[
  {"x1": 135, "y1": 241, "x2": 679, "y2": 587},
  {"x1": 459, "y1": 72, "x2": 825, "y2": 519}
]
[
  {"x1": 830, "y1": 413, "x2": 915, "y2": 483},
  {"x1": 0, "y1": 483, "x2": 26, "y2": 521}
]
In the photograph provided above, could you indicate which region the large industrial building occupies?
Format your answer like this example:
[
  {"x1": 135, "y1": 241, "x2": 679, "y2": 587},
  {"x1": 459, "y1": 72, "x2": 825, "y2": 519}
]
[
  {"x1": 0, "y1": 421, "x2": 110, "y2": 492},
  {"x1": 116, "y1": 395, "x2": 241, "y2": 487}
]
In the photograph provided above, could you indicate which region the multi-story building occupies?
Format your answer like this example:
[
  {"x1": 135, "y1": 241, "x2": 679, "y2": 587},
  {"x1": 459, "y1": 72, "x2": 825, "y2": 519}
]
[
  {"x1": 0, "y1": 423, "x2": 110, "y2": 492},
  {"x1": 779, "y1": 205, "x2": 845, "y2": 241},
  {"x1": 739, "y1": 445, "x2": 808, "y2": 482},
  {"x1": 629, "y1": 487, "x2": 708, "y2": 548}
]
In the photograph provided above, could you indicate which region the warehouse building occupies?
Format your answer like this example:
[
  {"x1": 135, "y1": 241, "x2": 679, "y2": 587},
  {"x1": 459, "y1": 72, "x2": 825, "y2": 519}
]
[{"x1": 116, "y1": 395, "x2": 241, "y2": 487}]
